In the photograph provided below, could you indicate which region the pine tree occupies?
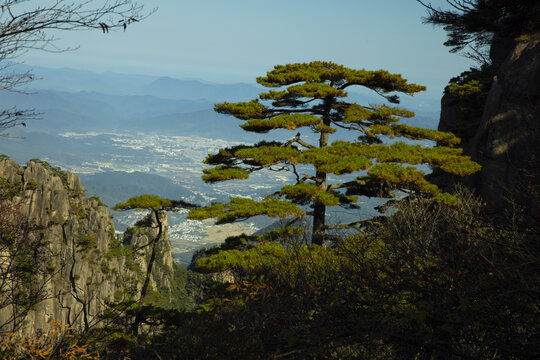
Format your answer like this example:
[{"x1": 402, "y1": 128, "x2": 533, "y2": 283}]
[
  {"x1": 113, "y1": 195, "x2": 195, "y2": 335},
  {"x1": 188, "y1": 61, "x2": 480, "y2": 245}
]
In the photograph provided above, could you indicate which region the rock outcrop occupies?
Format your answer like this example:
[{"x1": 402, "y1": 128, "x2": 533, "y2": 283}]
[
  {"x1": 437, "y1": 32, "x2": 540, "y2": 220},
  {"x1": 122, "y1": 209, "x2": 187, "y2": 309},
  {"x1": 468, "y1": 32, "x2": 540, "y2": 217},
  {"x1": 0, "y1": 157, "x2": 180, "y2": 336}
]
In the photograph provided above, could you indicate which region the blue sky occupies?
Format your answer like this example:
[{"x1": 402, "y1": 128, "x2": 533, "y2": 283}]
[{"x1": 22, "y1": 0, "x2": 473, "y2": 98}]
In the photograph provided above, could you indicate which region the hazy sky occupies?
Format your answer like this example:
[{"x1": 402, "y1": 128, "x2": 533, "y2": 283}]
[{"x1": 22, "y1": 0, "x2": 474, "y2": 98}]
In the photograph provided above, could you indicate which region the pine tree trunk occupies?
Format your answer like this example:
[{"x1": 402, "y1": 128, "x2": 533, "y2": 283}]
[
  {"x1": 312, "y1": 98, "x2": 332, "y2": 245},
  {"x1": 312, "y1": 199, "x2": 325, "y2": 245}
]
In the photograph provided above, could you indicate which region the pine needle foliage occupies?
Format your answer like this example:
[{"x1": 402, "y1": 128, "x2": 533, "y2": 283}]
[
  {"x1": 113, "y1": 194, "x2": 195, "y2": 212},
  {"x1": 188, "y1": 61, "x2": 480, "y2": 244}
]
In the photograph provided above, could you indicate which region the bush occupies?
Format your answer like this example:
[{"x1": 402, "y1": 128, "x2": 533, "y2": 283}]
[
  {"x1": 0, "y1": 320, "x2": 99, "y2": 359},
  {"x1": 77, "y1": 236, "x2": 97, "y2": 251},
  {"x1": 149, "y1": 187, "x2": 538, "y2": 359}
]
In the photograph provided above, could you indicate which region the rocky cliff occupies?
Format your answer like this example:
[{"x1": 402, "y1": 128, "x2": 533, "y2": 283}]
[
  {"x1": 0, "y1": 157, "x2": 183, "y2": 336},
  {"x1": 123, "y1": 209, "x2": 192, "y2": 309},
  {"x1": 437, "y1": 31, "x2": 540, "y2": 220}
]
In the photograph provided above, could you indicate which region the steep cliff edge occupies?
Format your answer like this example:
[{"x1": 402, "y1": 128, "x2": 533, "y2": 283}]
[
  {"x1": 437, "y1": 32, "x2": 540, "y2": 219},
  {"x1": 0, "y1": 157, "x2": 185, "y2": 336},
  {"x1": 123, "y1": 210, "x2": 194, "y2": 310},
  {"x1": 469, "y1": 32, "x2": 540, "y2": 216}
]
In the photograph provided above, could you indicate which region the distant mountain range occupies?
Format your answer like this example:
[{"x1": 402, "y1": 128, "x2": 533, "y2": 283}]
[
  {"x1": 141, "y1": 76, "x2": 263, "y2": 102},
  {"x1": 1, "y1": 65, "x2": 440, "y2": 136},
  {"x1": 12, "y1": 64, "x2": 263, "y2": 102},
  {"x1": 0, "y1": 88, "x2": 263, "y2": 139},
  {"x1": 8, "y1": 64, "x2": 442, "y2": 110}
]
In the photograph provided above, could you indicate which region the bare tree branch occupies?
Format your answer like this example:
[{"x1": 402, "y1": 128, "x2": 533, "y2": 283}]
[{"x1": 0, "y1": 0, "x2": 153, "y2": 134}]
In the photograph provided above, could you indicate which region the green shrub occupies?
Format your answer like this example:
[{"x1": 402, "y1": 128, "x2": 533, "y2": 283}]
[
  {"x1": 105, "y1": 245, "x2": 133, "y2": 259},
  {"x1": 25, "y1": 180, "x2": 38, "y2": 190},
  {"x1": 0, "y1": 178, "x2": 22, "y2": 200},
  {"x1": 89, "y1": 195, "x2": 106, "y2": 207},
  {"x1": 101, "y1": 260, "x2": 111, "y2": 274},
  {"x1": 77, "y1": 236, "x2": 97, "y2": 251}
]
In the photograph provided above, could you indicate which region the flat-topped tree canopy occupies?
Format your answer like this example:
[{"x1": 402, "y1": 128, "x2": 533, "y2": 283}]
[
  {"x1": 113, "y1": 194, "x2": 196, "y2": 211},
  {"x1": 189, "y1": 61, "x2": 480, "y2": 245},
  {"x1": 256, "y1": 62, "x2": 426, "y2": 94}
]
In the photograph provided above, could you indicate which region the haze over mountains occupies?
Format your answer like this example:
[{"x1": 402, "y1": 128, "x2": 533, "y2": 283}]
[
  {"x1": 13, "y1": 64, "x2": 263, "y2": 101},
  {"x1": 2, "y1": 64, "x2": 440, "y2": 134},
  {"x1": 0, "y1": 66, "x2": 264, "y2": 137}
]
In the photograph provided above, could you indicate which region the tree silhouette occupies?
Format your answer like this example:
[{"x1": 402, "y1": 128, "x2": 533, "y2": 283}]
[{"x1": 417, "y1": 0, "x2": 540, "y2": 64}]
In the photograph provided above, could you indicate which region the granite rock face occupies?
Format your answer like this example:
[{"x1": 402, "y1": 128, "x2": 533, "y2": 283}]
[
  {"x1": 468, "y1": 32, "x2": 540, "y2": 216},
  {"x1": 122, "y1": 209, "x2": 178, "y2": 301},
  {"x1": 0, "y1": 158, "x2": 178, "y2": 335},
  {"x1": 437, "y1": 31, "x2": 540, "y2": 219}
]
